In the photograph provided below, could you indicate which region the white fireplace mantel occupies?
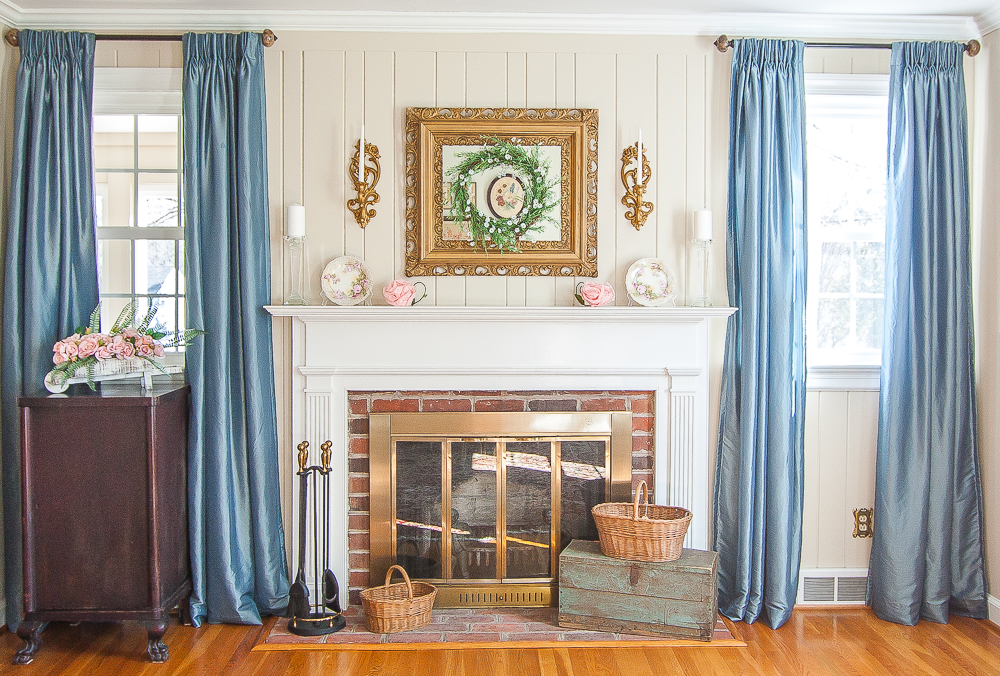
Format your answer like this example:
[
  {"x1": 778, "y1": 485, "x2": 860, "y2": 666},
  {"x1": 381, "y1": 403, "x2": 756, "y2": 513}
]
[{"x1": 266, "y1": 304, "x2": 735, "y2": 589}]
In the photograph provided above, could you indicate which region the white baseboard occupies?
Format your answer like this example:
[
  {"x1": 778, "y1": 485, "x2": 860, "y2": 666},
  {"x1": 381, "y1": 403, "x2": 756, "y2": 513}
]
[{"x1": 989, "y1": 594, "x2": 1000, "y2": 628}]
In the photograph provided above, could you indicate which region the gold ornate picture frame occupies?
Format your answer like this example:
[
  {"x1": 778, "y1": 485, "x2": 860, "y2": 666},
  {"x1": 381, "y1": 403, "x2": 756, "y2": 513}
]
[{"x1": 404, "y1": 107, "x2": 598, "y2": 277}]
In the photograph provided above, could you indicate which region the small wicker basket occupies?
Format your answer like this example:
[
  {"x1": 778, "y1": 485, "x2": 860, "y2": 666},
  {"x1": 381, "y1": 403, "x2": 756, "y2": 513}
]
[
  {"x1": 592, "y1": 481, "x2": 692, "y2": 562},
  {"x1": 360, "y1": 565, "x2": 437, "y2": 633}
]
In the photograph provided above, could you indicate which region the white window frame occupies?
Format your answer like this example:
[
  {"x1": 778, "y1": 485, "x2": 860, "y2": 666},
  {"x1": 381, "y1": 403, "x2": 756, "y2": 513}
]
[
  {"x1": 94, "y1": 67, "x2": 185, "y2": 368},
  {"x1": 804, "y1": 73, "x2": 889, "y2": 391}
]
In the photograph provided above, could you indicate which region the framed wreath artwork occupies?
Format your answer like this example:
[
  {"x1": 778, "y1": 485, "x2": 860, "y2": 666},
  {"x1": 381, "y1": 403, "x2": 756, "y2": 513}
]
[{"x1": 404, "y1": 107, "x2": 598, "y2": 277}]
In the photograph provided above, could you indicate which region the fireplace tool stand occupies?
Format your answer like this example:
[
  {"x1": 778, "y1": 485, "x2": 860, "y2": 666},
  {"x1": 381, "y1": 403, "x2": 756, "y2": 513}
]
[{"x1": 287, "y1": 440, "x2": 347, "y2": 635}]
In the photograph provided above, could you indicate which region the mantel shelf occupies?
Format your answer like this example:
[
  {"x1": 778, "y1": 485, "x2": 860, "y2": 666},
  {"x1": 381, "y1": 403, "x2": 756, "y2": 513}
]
[{"x1": 265, "y1": 305, "x2": 737, "y2": 323}]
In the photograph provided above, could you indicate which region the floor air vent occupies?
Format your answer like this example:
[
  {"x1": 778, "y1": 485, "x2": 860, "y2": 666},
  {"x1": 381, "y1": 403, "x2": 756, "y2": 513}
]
[
  {"x1": 803, "y1": 577, "x2": 835, "y2": 602},
  {"x1": 798, "y1": 569, "x2": 868, "y2": 605},
  {"x1": 837, "y1": 577, "x2": 868, "y2": 602}
]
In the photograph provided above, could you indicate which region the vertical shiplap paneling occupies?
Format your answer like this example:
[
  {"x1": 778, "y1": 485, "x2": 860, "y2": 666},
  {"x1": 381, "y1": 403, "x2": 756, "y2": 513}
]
[
  {"x1": 303, "y1": 51, "x2": 347, "y2": 303},
  {"x1": 394, "y1": 51, "x2": 438, "y2": 305},
  {"x1": 465, "y1": 52, "x2": 510, "y2": 306},
  {"x1": 344, "y1": 51, "x2": 366, "y2": 264},
  {"x1": 524, "y1": 52, "x2": 557, "y2": 306},
  {"x1": 283, "y1": 50, "x2": 305, "y2": 300},
  {"x1": 615, "y1": 53, "x2": 658, "y2": 302},
  {"x1": 845, "y1": 391, "x2": 878, "y2": 568},
  {"x1": 849, "y1": 52, "x2": 890, "y2": 75},
  {"x1": 680, "y1": 54, "x2": 709, "y2": 305},
  {"x1": 820, "y1": 51, "x2": 854, "y2": 75},
  {"x1": 555, "y1": 52, "x2": 578, "y2": 304},
  {"x1": 576, "y1": 53, "x2": 618, "y2": 291},
  {"x1": 435, "y1": 51, "x2": 468, "y2": 305},
  {"x1": 506, "y1": 52, "x2": 528, "y2": 307},
  {"x1": 802, "y1": 391, "x2": 821, "y2": 569},
  {"x1": 817, "y1": 391, "x2": 850, "y2": 567},
  {"x1": 362, "y1": 52, "x2": 397, "y2": 297},
  {"x1": 657, "y1": 53, "x2": 688, "y2": 303}
]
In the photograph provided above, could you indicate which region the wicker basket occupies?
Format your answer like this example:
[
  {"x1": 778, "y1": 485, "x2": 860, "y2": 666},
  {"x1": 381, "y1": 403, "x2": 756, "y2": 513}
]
[
  {"x1": 591, "y1": 481, "x2": 692, "y2": 562},
  {"x1": 360, "y1": 565, "x2": 437, "y2": 633}
]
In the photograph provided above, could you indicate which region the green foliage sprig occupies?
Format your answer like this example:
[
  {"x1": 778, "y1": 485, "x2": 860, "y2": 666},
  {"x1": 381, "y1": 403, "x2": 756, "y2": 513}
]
[{"x1": 446, "y1": 136, "x2": 560, "y2": 254}]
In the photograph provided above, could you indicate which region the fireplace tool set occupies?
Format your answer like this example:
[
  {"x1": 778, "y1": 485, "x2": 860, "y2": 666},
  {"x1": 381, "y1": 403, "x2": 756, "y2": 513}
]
[{"x1": 287, "y1": 440, "x2": 347, "y2": 636}]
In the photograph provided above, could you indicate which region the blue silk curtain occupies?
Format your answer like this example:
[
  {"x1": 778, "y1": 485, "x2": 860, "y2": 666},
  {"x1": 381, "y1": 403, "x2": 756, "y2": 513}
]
[
  {"x1": 1, "y1": 30, "x2": 98, "y2": 631},
  {"x1": 868, "y1": 41, "x2": 988, "y2": 625},
  {"x1": 182, "y1": 32, "x2": 289, "y2": 625},
  {"x1": 714, "y1": 38, "x2": 807, "y2": 630}
]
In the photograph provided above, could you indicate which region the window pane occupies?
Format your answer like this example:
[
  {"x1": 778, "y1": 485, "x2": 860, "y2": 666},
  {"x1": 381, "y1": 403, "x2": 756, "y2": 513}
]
[
  {"x1": 857, "y1": 298, "x2": 884, "y2": 350},
  {"x1": 817, "y1": 298, "x2": 849, "y2": 348},
  {"x1": 138, "y1": 173, "x2": 179, "y2": 227},
  {"x1": 100, "y1": 297, "x2": 131, "y2": 333},
  {"x1": 148, "y1": 297, "x2": 177, "y2": 340},
  {"x1": 135, "y1": 239, "x2": 176, "y2": 294},
  {"x1": 137, "y1": 115, "x2": 179, "y2": 170},
  {"x1": 95, "y1": 172, "x2": 134, "y2": 227},
  {"x1": 819, "y1": 242, "x2": 851, "y2": 293},
  {"x1": 856, "y1": 241, "x2": 885, "y2": 294},
  {"x1": 93, "y1": 115, "x2": 134, "y2": 170},
  {"x1": 98, "y1": 240, "x2": 132, "y2": 294},
  {"x1": 177, "y1": 246, "x2": 185, "y2": 294}
]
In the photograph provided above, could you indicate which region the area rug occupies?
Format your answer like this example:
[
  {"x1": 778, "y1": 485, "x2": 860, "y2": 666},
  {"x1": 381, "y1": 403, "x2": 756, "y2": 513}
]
[{"x1": 255, "y1": 606, "x2": 745, "y2": 650}]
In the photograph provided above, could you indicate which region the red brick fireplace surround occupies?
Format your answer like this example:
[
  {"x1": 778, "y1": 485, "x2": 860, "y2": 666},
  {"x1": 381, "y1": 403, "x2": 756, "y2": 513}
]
[{"x1": 344, "y1": 390, "x2": 655, "y2": 605}]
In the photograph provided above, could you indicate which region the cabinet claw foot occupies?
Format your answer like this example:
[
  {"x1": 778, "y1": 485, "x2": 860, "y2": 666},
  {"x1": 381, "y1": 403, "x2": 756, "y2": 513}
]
[
  {"x1": 142, "y1": 618, "x2": 170, "y2": 663},
  {"x1": 13, "y1": 621, "x2": 43, "y2": 665}
]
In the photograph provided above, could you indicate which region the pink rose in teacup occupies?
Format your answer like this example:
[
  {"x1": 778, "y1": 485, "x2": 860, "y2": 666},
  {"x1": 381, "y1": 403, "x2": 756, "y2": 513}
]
[
  {"x1": 578, "y1": 282, "x2": 615, "y2": 307},
  {"x1": 383, "y1": 279, "x2": 417, "y2": 307}
]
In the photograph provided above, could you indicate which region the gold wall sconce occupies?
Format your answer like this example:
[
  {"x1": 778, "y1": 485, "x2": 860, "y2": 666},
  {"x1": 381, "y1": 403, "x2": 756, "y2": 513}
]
[
  {"x1": 621, "y1": 133, "x2": 652, "y2": 230},
  {"x1": 348, "y1": 134, "x2": 381, "y2": 229}
]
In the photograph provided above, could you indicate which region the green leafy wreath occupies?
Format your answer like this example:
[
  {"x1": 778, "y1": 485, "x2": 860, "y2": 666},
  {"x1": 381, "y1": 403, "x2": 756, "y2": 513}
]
[{"x1": 446, "y1": 136, "x2": 561, "y2": 254}]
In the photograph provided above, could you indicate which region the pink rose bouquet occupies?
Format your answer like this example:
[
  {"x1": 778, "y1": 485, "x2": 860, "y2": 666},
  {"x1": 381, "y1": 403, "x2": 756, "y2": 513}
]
[
  {"x1": 575, "y1": 281, "x2": 615, "y2": 307},
  {"x1": 46, "y1": 301, "x2": 204, "y2": 391},
  {"x1": 383, "y1": 279, "x2": 428, "y2": 307}
]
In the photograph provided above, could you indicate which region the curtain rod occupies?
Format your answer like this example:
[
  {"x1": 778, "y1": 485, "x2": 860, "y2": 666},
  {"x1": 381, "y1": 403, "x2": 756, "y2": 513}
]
[
  {"x1": 714, "y1": 34, "x2": 980, "y2": 57},
  {"x1": 3, "y1": 28, "x2": 277, "y2": 49}
]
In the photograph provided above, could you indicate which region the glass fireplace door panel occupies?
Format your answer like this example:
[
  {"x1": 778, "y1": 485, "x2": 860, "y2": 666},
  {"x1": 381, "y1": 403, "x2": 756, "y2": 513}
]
[
  {"x1": 504, "y1": 441, "x2": 552, "y2": 579},
  {"x1": 394, "y1": 440, "x2": 443, "y2": 579},
  {"x1": 559, "y1": 439, "x2": 608, "y2": 551},
  {"x1": 450, "y1": 442, "x2": 498, "y2": 580}
]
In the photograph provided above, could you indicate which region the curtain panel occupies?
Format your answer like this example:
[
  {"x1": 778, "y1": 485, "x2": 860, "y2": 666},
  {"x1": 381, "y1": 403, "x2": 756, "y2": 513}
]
[
  {"x1": 182, "y1": 32, "x2": 289, "y2": 626},
  {"x1": 714, "y1": 38, "x2": 807, "y2": 630},
  {"x1": 868, "y1": 41, "x2": 988, "y2": 626},
  {"x1": 1, "y1": 30, "x2": 98, "y2": 631}
]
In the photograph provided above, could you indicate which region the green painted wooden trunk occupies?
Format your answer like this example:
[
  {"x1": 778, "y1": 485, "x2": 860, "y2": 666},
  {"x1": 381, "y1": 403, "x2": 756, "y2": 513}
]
[{"x1": 558, "y1": 539, "x2": 719, "y2": 641}]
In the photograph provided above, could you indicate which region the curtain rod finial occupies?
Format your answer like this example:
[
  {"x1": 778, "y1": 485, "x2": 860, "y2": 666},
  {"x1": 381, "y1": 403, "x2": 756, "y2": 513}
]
[
  {"x1": 715, "y1": 35, "x2": 732, "y2": 53},
  {"x1": 262, "y1": 29, "x2": 276, "y2": 48},
  {"x1": 4, "y1": 29, "x2": 18, "y2": 48},
  {"x1": 966, "y1": 39, "x2": 980, "y2": 57}
]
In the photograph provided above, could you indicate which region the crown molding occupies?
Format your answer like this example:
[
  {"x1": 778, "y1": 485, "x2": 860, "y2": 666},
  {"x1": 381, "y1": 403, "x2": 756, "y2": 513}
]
[
  {"x1": 976, "y1": 6, "x2": 1000, "y2": 35},
  {"x1": 0, "y1": 5, "x2": 983, "y2": 41}
]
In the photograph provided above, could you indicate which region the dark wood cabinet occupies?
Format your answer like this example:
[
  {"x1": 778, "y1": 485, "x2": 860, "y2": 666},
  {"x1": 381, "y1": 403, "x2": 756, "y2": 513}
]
[{"x1": 14, "y1": 383, "x2": 191, "y2": 665}]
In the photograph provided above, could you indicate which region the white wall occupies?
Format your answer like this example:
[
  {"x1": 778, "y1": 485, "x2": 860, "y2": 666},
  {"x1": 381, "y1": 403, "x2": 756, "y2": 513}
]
[{"x1": 0, "y1": 21, "x2": 14, "y2": 629}]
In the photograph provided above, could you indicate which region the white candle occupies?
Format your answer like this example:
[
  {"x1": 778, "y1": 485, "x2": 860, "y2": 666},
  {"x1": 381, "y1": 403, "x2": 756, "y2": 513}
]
[
  {"x1": 358, "y1": 124, "x2": 365, "y2": 183},
  {"x1": 637, "y1": 128, "x2": 643, "y2": 184},
  {"x1": 694, "y1": 208, "x2": 713, "y2": 241},
  {"x1": 287, "y1": 204, "x2": 306, "y2": 238}
]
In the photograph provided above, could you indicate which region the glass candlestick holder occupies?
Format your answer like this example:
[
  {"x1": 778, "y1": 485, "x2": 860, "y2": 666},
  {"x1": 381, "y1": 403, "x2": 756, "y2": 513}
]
[
  {"x1": 284, "y1": 234, "x2": 307, "y2": 305},
  {"x1": 691, "y1": 239, "x2": 713, "y2": 307}
]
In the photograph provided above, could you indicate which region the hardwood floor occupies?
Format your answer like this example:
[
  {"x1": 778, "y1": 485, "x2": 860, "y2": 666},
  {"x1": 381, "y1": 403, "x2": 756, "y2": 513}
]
[{"x1": 1, "y1": 608, "x2": 998, "y2": 675}]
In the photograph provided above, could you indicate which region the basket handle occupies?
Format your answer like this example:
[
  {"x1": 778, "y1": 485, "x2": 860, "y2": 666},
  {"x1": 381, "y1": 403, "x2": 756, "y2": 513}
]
[
  {"x1": 632, "y1": 480, "x2": 651, "y2": 520},
  {"x1": 384, "y1": 564, "x2": 414, "y2": 600}
]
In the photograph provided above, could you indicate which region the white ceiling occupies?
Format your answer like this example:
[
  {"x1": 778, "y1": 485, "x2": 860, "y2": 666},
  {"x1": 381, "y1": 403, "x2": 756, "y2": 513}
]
[
  {"x1": 1, "y1": 0, "x2": 998, "y2": 39},
  {"x1": 3, "y1": 1, "x2": 998, "y2": 13}
]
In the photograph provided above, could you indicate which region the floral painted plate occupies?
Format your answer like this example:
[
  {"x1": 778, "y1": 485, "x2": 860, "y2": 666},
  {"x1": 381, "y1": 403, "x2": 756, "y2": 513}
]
[
  {"x1": 321, "y1": 255, "x2": 374, "y2": 306},
  {"x1": 625, "y1": 258, "x2": 677, "y2": 307}
]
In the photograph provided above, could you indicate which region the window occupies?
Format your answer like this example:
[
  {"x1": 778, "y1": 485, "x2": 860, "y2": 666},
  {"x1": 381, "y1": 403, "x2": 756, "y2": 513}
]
[
  {"x1": 93, "y1": 68, "x2": 184, "y2": 357},
  {"x1": 805, "y1": 74, "x2": 889, "y2": 368}
]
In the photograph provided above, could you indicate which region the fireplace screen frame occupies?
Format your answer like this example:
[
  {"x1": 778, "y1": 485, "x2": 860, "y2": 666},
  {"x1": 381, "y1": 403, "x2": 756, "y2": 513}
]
[{"x1": 370, "y1": 412, "x2": 633, "y2": 607}]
